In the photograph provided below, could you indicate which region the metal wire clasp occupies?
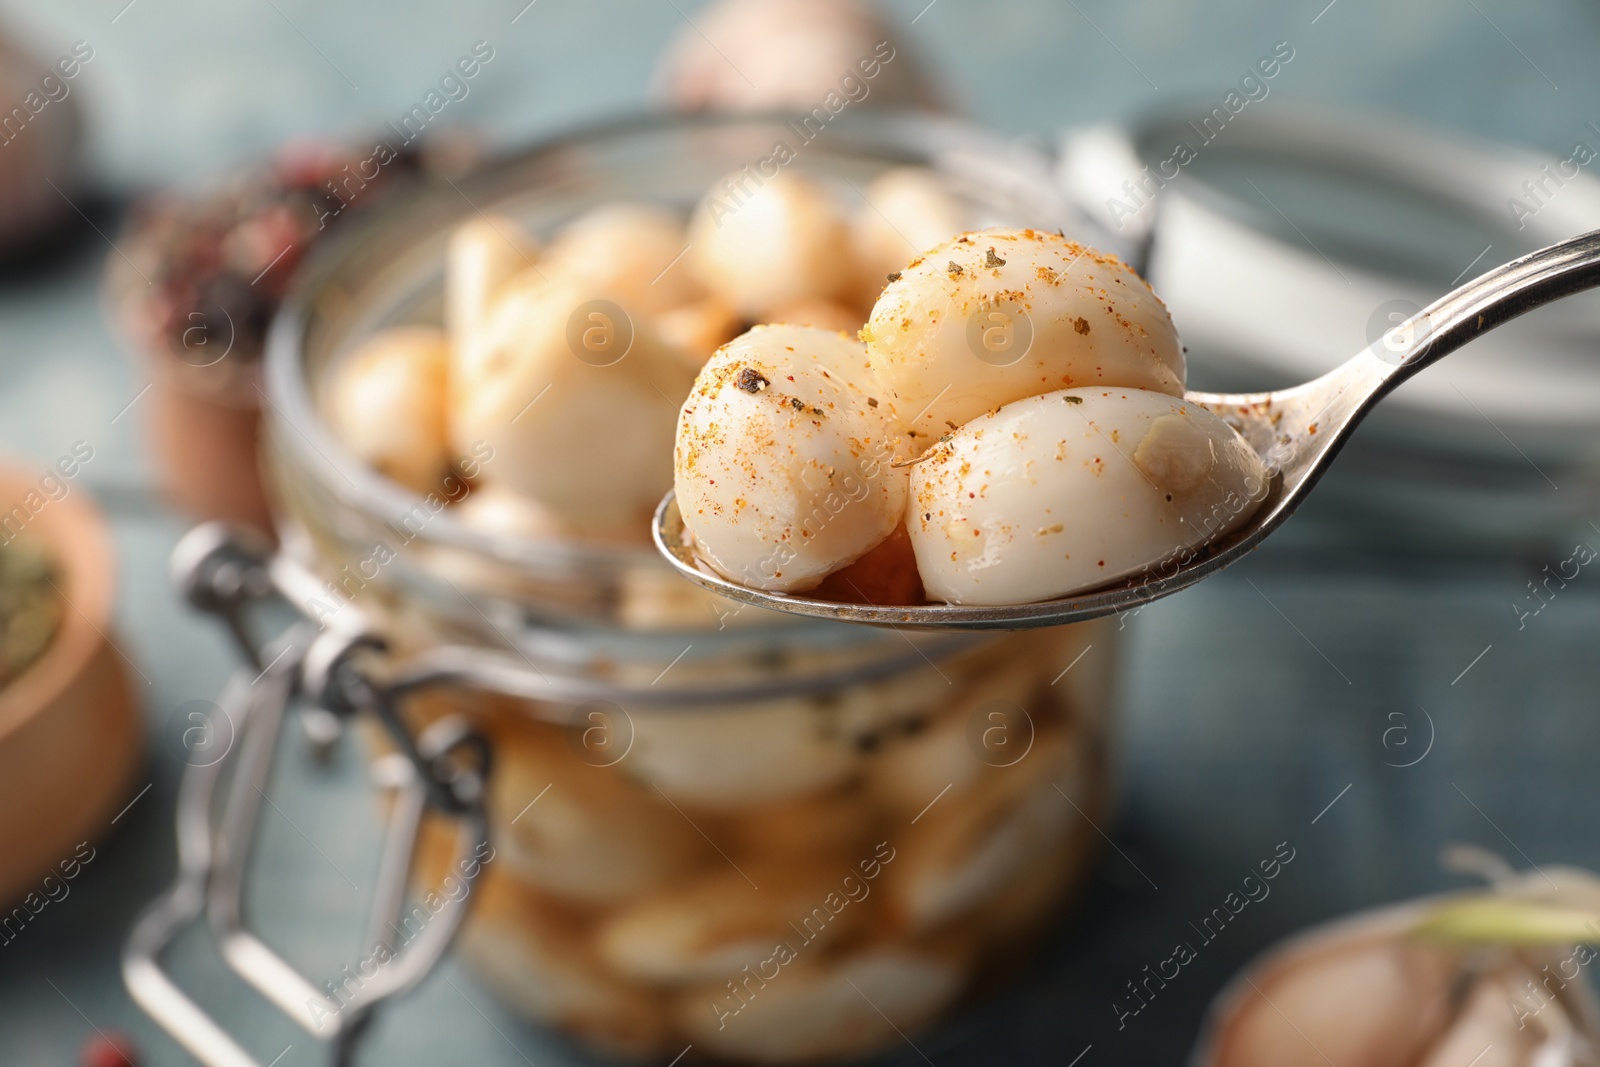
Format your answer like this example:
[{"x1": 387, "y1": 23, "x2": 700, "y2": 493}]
[{"x1": 124, "y1": 524, "x2": 493, "y2": 1067}]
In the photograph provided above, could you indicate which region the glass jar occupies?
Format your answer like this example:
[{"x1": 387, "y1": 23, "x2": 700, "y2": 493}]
[{"x1": 263, "y1": 110, "x2": 1121, "y2": 1062}]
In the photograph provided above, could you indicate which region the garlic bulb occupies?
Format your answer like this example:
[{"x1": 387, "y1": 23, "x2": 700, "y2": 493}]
[{"x1": 1196, "y1": 861, "x2": 1600, "y2": 1067}]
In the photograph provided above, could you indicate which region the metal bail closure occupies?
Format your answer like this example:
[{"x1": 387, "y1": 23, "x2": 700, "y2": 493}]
[{"x1": 124, "y1": 526, "x2": 493, "y2": 1067}]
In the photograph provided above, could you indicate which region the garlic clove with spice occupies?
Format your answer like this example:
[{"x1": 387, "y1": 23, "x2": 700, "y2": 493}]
[
  {"x1": 862, "y1": 228, "x2": 1186, "y2": 441},
  {"x1": 906, "y1": 388, "x2": 1269, "y2": 606},
  {"x1": 673, "y1": 324, "x2": 909, "y2": 592}
]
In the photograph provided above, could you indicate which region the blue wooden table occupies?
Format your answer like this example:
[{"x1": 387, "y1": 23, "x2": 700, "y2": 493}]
[{"x1": 1, "y1": 1, "x2": 1597, "y2": 1064}]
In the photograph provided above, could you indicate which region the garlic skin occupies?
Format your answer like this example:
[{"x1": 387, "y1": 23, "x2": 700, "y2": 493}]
[
  {"x1": 325, "y1": 326, "x2": 451, "y2": 494},
  {"x1": 908, "y1": 388, "x2": 1268, "y2": 606},
  {"x1": 863, "y1": 228, "x2": 1185, "y2": 441},
  {"x1": 851, "y1": 166, "x2": 971, "y2": 305},
  {"x1": 674, "y1": 324, "x2": 909, "y2": 591},
  {"x1": 454, "y1": 280, "x2": 695, "y2": 534},
  {"x1": 545, "y1": 202, "x2": 701, "y2": 315},
  {"x1": 1196, "y1": 877, "x2": 1600, "y2": 1067},
  {"x1": 689, "y1": 171, "x2": 855, "y2": 317}
]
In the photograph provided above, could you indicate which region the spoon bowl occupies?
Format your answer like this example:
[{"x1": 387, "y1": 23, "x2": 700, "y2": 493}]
[{"x1": 654, "y1": 229, "x2": 1600, "y2": 631}]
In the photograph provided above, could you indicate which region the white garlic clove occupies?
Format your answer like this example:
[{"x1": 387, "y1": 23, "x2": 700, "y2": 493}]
[
  {"x1": 488, "y1": 726, "x2": 708, "y2": 904},
  {"x1": 595, "y1": 865, "x2": 863, "y2": 985},
  {"x1": 445, "y1": 213, "x2": 539, "y2": 353},
  {"x1": 325, "y1": 325, "x2": 451, "y2": 494},
  {"x1": 622, "y1": 697, "x2": 859, "y2": 808},
  {"x1": 908, "y1": 388, "x2": 1269, "y2": 606},
  {"x1": 453, "y1": 279, "x2": 696, "y2": 534},
  {"x1": 720, "y1": 788, "x2": 879, "y2": 862},
  {"x1": 862, "y1": 228, "x2": 1185, "y2": 440},
  {"x1": 458, "y1": 885, "x2": 670, "y2": 1059},
  {"x1": 654, "y1": 297, "x2": 744, "y2": 371},
  {"x1": 689, "y1": 171, "x2": 855, "y2": 317},
  {"x1": 881, "y1": 723, "x2": 1079, "y2": 933},
  {"x1": 851, "y1": 166, "x2": 972, "y2": 308},
  {"x1": 674, "y1": 324, "x2": 909, "y2": 591},
  {"x1": 545, "y1": 201, "x2": 701, "y2": 315}
]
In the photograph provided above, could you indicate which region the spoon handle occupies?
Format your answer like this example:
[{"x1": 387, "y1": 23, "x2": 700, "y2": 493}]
[{"x1": 1383, "y1": 227, "x2": 1600, "y2": 386}]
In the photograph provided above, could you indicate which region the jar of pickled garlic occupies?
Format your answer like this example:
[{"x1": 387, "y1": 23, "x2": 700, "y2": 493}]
[{"x1": 262, "y1": 111, "x2": 1123, "y2": 1062}]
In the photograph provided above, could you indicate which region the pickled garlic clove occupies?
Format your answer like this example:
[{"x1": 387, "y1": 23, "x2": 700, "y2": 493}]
[
  {"x1": 454, "y1": 280, "x2": 695, "y2": 534},
  {"x1": 674, "y1": 324, "x2": 909, "y2": 592},
  {"x1": 907, "y1": 388, "x2": 1268, "y2": 606},
  {"x1": 445, "y1": 213, "x2": 539, "y2": 352},
  {"x1": 324, "y1": 325, "x2": 451, "y2": 494},
  {"x1": 671, "y1": 947, "x2": 964, "y2": 1063},
  {"x1": 862, "y1": 227, "x2": 1185, "y2": 441},
  {"x1": 689, "y1": 171, "x2": 855, "y2": 318},
  {"x1": 850, "y1": 166, "x2": 972, "y2": 309},
  {"x1": 545, "y1": 201, "x2": 702, "y2": 316},
  {"x1": 654, "y1": 297, "x2": 744, "y2": 370},
  {"x1": 595, "y1": 865, "x2": 864, "y2": 984}
]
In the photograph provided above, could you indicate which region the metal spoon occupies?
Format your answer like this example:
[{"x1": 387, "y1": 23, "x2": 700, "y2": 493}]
[{"x1": 654, "y1": 229, "x2": 1600, "y2": 631}]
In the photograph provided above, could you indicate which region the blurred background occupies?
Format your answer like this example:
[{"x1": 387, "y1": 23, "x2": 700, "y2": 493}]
[{"x1": 1, "y1": 1, "x2": 1599, "y2": 1065}]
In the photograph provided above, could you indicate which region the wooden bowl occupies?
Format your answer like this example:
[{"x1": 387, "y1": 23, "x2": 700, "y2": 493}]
[{"x1": 0, "y1": 460, "x2": 140, "y2": 907}]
